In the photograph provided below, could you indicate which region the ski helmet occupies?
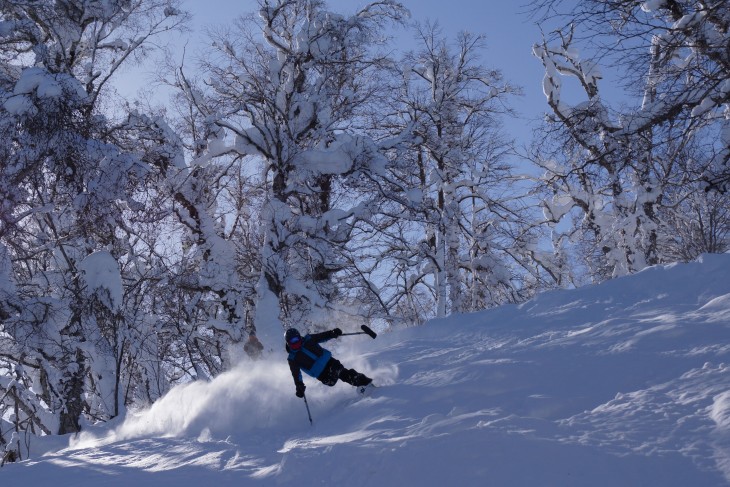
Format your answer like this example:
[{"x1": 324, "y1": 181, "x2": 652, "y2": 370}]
[{"x1": 285, "y1": 328, "x2": 302, "y2": 348}]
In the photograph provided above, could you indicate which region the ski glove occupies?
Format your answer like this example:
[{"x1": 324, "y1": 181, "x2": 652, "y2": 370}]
[
  {"x1": 295, "y1": 383, "x2": 306, "y2": 398},
  {"x1": 333, "y1": 328, "x2": 343, "y2": 337}
]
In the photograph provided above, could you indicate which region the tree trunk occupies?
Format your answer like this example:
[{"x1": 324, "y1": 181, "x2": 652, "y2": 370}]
[{"x1": 58, "y1": 350, "x2": 85, "y2": 435}]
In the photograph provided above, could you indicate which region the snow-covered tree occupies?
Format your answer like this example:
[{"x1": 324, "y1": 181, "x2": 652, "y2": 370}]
[
  {"x1": 0, "y1": 0, "x2": 188, "y2": 435},
  {"x1": 189, "y1": 0, "x2": 409, "y2": 332},
  {"x1": 382, "y1": 23, "x2": 533, "y2": 320},
  {"x1": 658, "y1": 151, "x2": 730, "y2": 261},
  {"x1": 156, "y1": 61, "x2": 267, "y2": 356},
  {"x1": 531, "y1": 1, "x2": 730, "y2": 280}
]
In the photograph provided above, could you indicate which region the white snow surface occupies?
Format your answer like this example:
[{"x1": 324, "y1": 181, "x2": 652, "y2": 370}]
[{"x1": 4, "y1": 254, "x2": 730, "y2": 486}]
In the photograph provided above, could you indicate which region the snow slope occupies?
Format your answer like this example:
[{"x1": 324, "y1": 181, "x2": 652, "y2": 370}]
[{"x1": 3, "y1": 254, "x2": 730, "y2": 486}]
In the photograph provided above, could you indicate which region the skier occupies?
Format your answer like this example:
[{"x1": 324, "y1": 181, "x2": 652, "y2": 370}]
[{"x1": 285, "y1": 327, "x2": 373, "y2": 397}]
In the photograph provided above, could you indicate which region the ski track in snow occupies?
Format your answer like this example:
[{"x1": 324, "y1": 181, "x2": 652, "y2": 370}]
[{"x1": 3, "y1": 255, "x2": 730, "y2": 486}]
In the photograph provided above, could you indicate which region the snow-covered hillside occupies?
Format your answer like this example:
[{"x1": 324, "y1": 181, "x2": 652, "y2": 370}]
[{"x1": 3, "y1": 254, "x2": 730, "y2": 486}]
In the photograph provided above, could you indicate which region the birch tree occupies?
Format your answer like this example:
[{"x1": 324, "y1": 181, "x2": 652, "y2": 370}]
[{"x1": 385, "y1": 23, "x2": 531, "y2": 320}]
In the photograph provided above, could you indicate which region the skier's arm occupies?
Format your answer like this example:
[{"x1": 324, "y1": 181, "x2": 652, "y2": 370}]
[
  {"x1": 288, "y1": 359, "x2": 303, "y2": 386},
  {"x1": 288, "y1": 360, "x2": 304, "y2": 389},
  {"x1": 309, "y1": 328, "x2": 343, "y2": 343},
  {"x1": 288, "y1": 359, "x2": 306, "y2": 397}
]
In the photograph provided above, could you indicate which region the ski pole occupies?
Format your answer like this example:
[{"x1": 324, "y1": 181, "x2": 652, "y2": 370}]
[
  {"x1": 339, "y1": 324, "x2": 378, "y2": 339},
  {"x1": 302, "y1": 393, "x2": 313, "y2": 426}
]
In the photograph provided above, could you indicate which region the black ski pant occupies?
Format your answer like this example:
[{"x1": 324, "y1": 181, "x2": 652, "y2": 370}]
[{"x1": 318, "y1": 358, "x2": 371, "y2": 387}]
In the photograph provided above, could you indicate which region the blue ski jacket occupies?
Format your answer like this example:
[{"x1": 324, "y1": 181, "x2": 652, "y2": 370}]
[{"x1": 287, "y1": 330, "x2": 339, "y2": 385}]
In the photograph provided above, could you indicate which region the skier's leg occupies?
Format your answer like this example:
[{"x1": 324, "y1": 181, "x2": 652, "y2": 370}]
[
  {"x1": 318, "y1": 359, "x2": 343, "y2": 386},
  {"x1": 338, "y1": 367, "x2": 372, "y2": 387}
]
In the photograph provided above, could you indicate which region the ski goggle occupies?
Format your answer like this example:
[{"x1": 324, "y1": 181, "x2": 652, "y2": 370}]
[{"x1": 288, "y1": 336, "x2": 302, "y2": 349}]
